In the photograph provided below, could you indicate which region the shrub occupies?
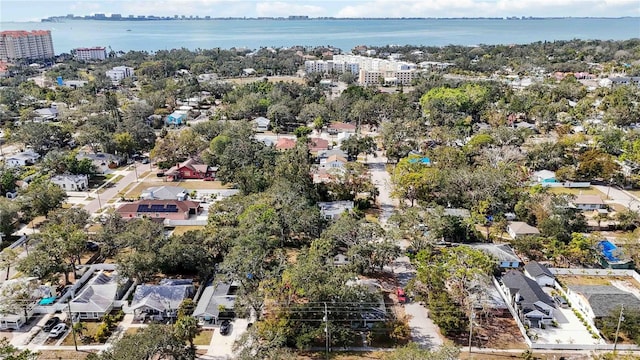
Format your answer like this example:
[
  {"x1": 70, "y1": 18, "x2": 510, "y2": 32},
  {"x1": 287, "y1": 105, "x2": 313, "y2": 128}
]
[{"x1": 94, "y1": 322, "x2": 111, "y2": 343}]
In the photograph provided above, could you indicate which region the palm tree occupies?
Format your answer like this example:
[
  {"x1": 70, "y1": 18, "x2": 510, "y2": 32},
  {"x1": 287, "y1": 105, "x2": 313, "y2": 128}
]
[{"x1": 0, "y1": 249, "x2": 18, "y2": 280}]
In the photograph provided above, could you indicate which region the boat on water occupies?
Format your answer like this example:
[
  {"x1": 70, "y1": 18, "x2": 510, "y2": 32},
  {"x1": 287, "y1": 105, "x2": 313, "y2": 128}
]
[{"x1": 126, "y1": 29, "x2": 132, "y2": 32}]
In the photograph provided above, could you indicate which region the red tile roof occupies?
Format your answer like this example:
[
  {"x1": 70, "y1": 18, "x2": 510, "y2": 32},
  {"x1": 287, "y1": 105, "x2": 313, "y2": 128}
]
[
  {"x1": 276, "y1": 138, "x2": 297, "y2": 150},
  {"x1": 308, "y1": 138, "x2": 329, "y2": 152}
]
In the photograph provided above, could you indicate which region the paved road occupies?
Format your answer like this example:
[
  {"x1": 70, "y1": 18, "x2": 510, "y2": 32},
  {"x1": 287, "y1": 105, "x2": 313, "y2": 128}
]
[
  {"x1": 367, "y1": 151, "x2": 397, "y2": 227},
  {"x1": 593, "y1": 185, "x2": 640, "y2": 211},
  {"x1": 367, "y1": 150, "x2": 444, "y2": 349},
  {"x1": 83, "y1": 162, "x2": 147, "y2": 214}
]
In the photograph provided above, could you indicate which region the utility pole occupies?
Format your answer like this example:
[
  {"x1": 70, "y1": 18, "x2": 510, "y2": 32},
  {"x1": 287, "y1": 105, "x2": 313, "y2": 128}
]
[
  {"x1": 324, "y1": 302, "x2": 329, "y2": 360},
  {"x1": 67, "y1": 300, "x2": 78, "y2": 351},
  {"x1": 614, "y1": 304, "x2": 624, "y2": 352},
  {"x1": 468, "y1": 301, "x2": 474, "y2": 355}
]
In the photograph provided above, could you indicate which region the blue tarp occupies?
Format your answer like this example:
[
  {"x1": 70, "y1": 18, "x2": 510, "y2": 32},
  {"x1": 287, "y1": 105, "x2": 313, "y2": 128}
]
[
  {"x1": 598, "y1": 240, "x2": 620, "y2": 262},
  {"x1": 39, "y1": 297, "x2": 56, "y2": 305}
]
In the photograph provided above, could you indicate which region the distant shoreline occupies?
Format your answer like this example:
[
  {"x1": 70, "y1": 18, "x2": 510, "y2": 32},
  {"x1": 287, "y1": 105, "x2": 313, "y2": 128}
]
[{"x1": 37, "y1": 15, "x2": 640, "y2": 23}]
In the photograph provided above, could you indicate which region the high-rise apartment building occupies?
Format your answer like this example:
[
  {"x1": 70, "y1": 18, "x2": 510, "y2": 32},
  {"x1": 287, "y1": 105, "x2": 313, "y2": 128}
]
[
  {"x1": 75, "y1": 47, "x2": 107, "y2": 61},
  {"x1": 0, "y1": 30, "x2": 55, "y2": 61}
]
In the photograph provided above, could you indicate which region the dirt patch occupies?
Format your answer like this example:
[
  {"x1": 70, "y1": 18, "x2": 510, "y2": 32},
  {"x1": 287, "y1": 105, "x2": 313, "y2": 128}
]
[
  {"x1": 555, "y1": 275, "x2": 638, "y2": 287},
  {"x1": 37, "y1": 350, "x2": 96, "y2": 359},
  {"x1": 451, "y1": 316, "x2": 526, "y2": 350}
]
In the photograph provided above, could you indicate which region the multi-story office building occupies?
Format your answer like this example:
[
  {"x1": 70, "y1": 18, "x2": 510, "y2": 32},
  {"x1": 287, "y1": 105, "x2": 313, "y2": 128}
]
[
  {"x1": 0, "y1": 30, "x2": 55, "y2": 61},
  {"x1": 75, "y1": 47, "x2": 107, "y2": 61}
]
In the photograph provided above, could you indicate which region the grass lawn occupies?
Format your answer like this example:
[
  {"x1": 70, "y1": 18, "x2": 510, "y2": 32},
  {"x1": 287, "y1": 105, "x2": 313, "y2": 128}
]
[
  {"x1": 193, "y1": 330, "x2": 213, "y2": 346},
  {"x1": 61, "y1": 322, "x2": 104, "y2": 346},
  {"x1": 548, "y1": 187, "x2": 606, "y2": 197},
  {"x1": 171, "y1": 226, "x2": 205, "y2": 236}
]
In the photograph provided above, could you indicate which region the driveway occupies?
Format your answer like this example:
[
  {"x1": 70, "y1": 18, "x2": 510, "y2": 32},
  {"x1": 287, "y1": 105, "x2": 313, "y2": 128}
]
[{"x1": 202, "y1": 318, "x2": 248, "y2": 359}]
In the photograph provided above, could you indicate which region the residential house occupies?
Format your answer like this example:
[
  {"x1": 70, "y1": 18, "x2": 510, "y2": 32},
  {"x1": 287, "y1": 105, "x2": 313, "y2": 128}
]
[
  {"x1": 322, "y1": 154, "x2": 348, "y2": 170},
  {"x1": 193, "y1": 281, "x2": 238, "y2": 326},
  {"x1": 253, "y1": 117, "x2": 270, "y2": 132},
  {"x1": 573, "y1": 195, "x2": 606, "y2": 211},
  {"x1": 308, "y1": 138, "x2": 329, "y2": 153},
  {"x1": 140, "y1": 186, "x2": 189, "y2": 201},
  {"x1": 116, "y1": 199, "x2": 201, "y2": 220},
  {"x1": 531, "y1": 170, "x2": 556, "y2": 184},
  {"x1": 507, "y1": 221, "x2": 540, "y2": 239},
  {"x1": 34, "y1": 107, "x2": 58, "y2": 121},
  {"x1": 76, "y1": 152, "x2": 124, "y2": 174},
  {"x1": 328, "y1": 122, "x2": 356, "y2": 135},
  {"x1": 164, "y1": 158, "x2": 217, "y2": 180},
  {"x1": 69, "y1": 270, "x2": 132, "y2": 320},
  {"x1": 501, "y1": 270, "x2": 556, "y2": 328},
  {"x1": 51, "y1": 174, "x2": 89, "y2": 191},
  {"x1": 130, "y1": 279, "x2": 195, "y2": 321},
  {"x1": 523, "y1": 261, "x2": 555, "y2": 287},
  {"x1": 275, "y1": 138, "x2": 297, "y2": 151},
  {"x1": 0, "y1": 278, "x2": 41, "y2": 329},
  {"x1": 332, "y1": 253, "x2": 351, "y2": 267},
  {"x1": 345, "y1": 279, "x2": 387, "y2": 328},
  {"x1": 469, "y1": 243, "x2": 522, "y2": 269},
  {"x1": 597, "y1": 240, "x2": 634, "y2": 269},
  {"x1": 318, "y1": 148, "x2": 348, "y2": 164},
  {"x1": 105, "y1": 66, "x2": 134, "y2": 83},
  {"x1": 166, "y1": 111, "x2": 187, "y2": 126},
  {"x1": 5, "y1": 150, "x2": 40, "y2": 168},
  {"x1": 568, "y1": 285, "x2": 640, "y2": 322},
  {"x1": 318, "y1": 201, "x2": 354, "y2": 220}
]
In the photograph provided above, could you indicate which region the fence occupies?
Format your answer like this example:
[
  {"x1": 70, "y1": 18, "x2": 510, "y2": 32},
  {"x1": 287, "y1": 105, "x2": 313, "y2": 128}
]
[{"x1": 541, "y1": 182, "x2": 591, "y2": 188}]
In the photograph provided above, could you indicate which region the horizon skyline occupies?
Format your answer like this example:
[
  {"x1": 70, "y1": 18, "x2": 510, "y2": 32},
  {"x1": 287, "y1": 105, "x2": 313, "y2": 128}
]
[{"x1": 2, "y1": 0, "x2": 640, "y2": 23}]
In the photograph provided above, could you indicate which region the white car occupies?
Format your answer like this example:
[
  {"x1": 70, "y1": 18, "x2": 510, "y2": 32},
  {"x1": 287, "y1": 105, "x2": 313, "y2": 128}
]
[{"x1": 48, "y1": 323, "x2": 68, "y2": 338}]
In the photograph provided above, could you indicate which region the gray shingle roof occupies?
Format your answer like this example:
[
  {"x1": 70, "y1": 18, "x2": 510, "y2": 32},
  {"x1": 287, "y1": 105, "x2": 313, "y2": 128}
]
[
  {"x1": 569, "y1": 285, "x2": 640, "y2": 318},
  {"x1": 192, "y1": 281, "x2": 237, "y2": 319},
  {"x1": 524, "y1": 261, "x2": 554, "y2": 279},
  {"x1": 502, "y1": 270, "x2": 555, "y2": 314}
]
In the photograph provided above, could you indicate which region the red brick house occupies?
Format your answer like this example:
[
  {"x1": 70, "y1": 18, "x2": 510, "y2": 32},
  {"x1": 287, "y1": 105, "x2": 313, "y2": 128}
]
[
  {"x1": 165, "y1": 158, "x2": 217, "y2": 180},
  {"x1": 116, "y1": 200, "x2": 201, "y2": 220}
]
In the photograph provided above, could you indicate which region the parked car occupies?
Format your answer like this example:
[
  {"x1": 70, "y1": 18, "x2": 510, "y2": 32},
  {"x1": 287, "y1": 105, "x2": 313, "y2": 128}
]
[
  {"x1": 43, "y1": 316, "x2": 61, "y2": 332},
  {"x1": 554, "y1": 296, "x2": 568, "y2": 308},
  {"x1": 49, "y1": 323, "x2": 68, "y2": 338},
  {"x1": 219, "y1": 320, "x2": 231, "y2": 335},
  {"x1": 396, "y1": 287, "x2": 407, "y2": 304},
  {"x1": 85, "y1": 241, "x2": 99, "y2": 251},
  {"x1": 156, "y1": 172, "x2": 165, "y2": 177}
]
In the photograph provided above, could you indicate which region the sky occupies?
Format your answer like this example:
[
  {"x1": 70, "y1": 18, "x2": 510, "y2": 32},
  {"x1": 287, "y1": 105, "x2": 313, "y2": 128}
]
[{"x1": 1, "y1": 0, "x2": 639, "y2": 22}]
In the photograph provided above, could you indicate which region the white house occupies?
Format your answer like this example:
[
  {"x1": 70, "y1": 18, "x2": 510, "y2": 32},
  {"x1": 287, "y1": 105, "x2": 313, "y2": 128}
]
[
  {"x1": 253, "y1": 117, "x2": 270, "y2": 132},
  {"x1": 192, "y1": 281, "x2": 238, "y2": 326},
  {"x1": 34, "y1": 107, "x2": 58, "y2": 121},
  {"x1": 5, "y1": 150, "x2": 40, "y2": 168},
  {"x1": 51, "y1": 174, "x2": 89, "y2": 191},
  {"x1": 507, "y1": 221, "x2": 540, "y2": 239},
  {"x1": 523, "y1": 261, "x2": 555, "y2": 287},
  {"x1": 322, "y1": 154, "x2": 347, "y2": 170},
  {"x1": 332, "y1": 253, "x2": 351, "y2": 267},
  {"x1": 140, "y1": 186, "x2": 189, "y2": 201},
  {"x1": 106, "y1": 66, "x2": 134, "y2": 83},
  {"x1": 318, "y1": 201, "x2": 354, "y2": 220},
  {"x1": 573, "y1": 194, "x2": 606, "y2": 211},
  {"x1": 69, "y1": 270, "x2": 131, "y2": 320}
]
